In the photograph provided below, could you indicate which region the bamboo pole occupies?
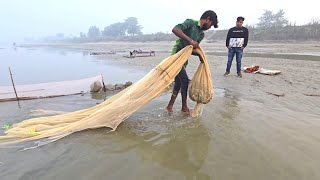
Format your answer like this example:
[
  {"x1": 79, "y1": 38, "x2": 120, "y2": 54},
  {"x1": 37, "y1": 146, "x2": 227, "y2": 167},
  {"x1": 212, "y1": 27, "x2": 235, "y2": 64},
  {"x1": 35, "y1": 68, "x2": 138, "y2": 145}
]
[
  {"x1": 8, "y1": 67, "x2": 20, "y2": 108},
  {"x1": 101, "y1": 74, "x2": 106, "y2": 92}
]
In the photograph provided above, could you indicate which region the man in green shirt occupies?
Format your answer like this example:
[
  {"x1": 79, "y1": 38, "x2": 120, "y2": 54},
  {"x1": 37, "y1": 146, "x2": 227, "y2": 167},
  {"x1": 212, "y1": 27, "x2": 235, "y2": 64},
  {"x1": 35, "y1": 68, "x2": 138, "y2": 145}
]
[{"x1": 166, "y1": 10, "x2": 218, "y2": 114}]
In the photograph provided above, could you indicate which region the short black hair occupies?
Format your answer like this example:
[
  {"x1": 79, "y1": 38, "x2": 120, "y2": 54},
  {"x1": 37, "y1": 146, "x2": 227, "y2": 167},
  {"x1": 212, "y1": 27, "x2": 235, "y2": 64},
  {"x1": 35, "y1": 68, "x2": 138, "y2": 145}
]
[
  {"x1": 201, "y1": 10, "x2": 218, "y2": 28},
  {"x1": 237, "y1": 16, "x2": 245, "y2": 22}
]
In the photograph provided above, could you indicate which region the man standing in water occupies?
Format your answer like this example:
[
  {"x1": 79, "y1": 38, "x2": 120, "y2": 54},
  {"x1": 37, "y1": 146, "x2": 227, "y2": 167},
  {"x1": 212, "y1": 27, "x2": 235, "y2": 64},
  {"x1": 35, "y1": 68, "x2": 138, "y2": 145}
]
[
  {"x1": 166, "y1": 10, "x2": 218, "y2": 114},
  {"x1": 224, "y1": 16, "x2": 249, "y2": 78}
]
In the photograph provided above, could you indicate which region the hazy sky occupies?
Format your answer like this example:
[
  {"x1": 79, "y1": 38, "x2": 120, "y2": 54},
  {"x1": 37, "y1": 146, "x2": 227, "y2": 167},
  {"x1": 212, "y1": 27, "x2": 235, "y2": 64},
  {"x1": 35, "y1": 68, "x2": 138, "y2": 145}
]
[{"x1": 0, "y1": 0, "x2": 319, "y2": 43}]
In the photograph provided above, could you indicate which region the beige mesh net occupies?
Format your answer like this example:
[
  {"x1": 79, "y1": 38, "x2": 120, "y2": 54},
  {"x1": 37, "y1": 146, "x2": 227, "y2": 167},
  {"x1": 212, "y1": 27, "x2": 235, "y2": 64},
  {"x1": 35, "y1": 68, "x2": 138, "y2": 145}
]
[
  {"x1": 0, "y1": 76, "x2": 103, "y2": 102},
  {"x1": 0, "y1": 45, "x2": 214, "y2": 144},
  {"x1": 189, "y1": 48, "x2": 214, "y2": 117}
]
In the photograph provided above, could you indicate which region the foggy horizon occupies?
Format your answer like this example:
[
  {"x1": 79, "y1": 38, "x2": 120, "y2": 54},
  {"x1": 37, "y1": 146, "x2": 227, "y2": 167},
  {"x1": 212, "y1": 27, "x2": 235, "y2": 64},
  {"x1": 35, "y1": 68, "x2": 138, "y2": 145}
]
[{"x1": 1, "y1": 0, "x2": 319, "y2": 44}]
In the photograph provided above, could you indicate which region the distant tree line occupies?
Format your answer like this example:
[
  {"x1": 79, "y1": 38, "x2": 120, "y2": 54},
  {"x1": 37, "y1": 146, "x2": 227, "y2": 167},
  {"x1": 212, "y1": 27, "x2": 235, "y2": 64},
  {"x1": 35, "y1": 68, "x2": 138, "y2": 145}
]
[
  {"x1": 42, "y1": 10, "x2": 319, "y2": 43},
  {"x1": 82, "y1": 17, "x2": 143, "y2": 40}
]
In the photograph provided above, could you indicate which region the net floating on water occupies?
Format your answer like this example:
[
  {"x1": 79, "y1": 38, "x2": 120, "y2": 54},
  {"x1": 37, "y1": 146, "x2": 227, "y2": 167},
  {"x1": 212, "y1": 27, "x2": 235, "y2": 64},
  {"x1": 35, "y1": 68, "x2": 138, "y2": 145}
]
[{"x1": 0, "y1": 75, "x2": 104, "y2": 102}]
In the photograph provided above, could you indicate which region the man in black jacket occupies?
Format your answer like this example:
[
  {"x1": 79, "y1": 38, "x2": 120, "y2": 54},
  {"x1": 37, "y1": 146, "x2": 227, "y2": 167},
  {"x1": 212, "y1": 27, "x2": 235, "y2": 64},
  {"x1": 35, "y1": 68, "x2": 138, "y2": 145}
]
[{"x1": 224, "y1": 16, "x2": 249, "y2": 78}]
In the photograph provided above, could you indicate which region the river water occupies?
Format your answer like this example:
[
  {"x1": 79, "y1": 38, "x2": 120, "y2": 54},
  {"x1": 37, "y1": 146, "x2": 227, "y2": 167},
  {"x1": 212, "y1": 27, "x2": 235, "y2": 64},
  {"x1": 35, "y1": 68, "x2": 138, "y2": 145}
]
[{"x1": 0, "y1": 46, "x2": 319, "y2": 180}]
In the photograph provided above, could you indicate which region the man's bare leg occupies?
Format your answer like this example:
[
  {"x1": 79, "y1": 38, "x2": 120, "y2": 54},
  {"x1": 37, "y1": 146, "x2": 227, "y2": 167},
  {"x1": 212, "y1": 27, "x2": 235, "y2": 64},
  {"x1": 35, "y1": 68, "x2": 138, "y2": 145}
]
[
  {"x1": 181, "y1": 95, "x2": 190, "y2": 114},
  {"x1": 166, "y1": 90, "x2": 178, "y2": 113}
]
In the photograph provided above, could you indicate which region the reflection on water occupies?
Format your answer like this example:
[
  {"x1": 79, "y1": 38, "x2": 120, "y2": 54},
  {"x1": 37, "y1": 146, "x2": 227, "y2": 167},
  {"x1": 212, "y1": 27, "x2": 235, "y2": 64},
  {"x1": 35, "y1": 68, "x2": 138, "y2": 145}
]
[
  {"x1": 0, "y1": 91, "x2": 212, "y2": 179},
  {"x1": 101, "y1": 117, "x2": 210, "y2": 180},
  {"x1": 0, "y1": 87, "x2": 319, "y2": 179}
]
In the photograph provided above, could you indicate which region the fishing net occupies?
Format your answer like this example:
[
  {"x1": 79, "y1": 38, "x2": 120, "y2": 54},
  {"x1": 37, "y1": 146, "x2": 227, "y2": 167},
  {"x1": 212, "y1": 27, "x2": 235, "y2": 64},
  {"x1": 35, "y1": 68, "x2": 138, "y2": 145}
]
[
  {"x1": 0, "y1": 46, "x2": 214, "y2": 144},
  {"x1": 189, "y1": 48, "x2": 214, "y2": 117},
  {"x1": 0, "y1": 76, "x2": 103, "y2": 102}
]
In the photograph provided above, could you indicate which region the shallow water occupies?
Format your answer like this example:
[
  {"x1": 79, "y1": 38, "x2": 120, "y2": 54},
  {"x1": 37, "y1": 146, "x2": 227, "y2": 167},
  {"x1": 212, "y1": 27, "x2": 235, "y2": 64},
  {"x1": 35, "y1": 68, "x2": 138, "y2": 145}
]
[
  {"x1": 0, "y1": 47, "x2": 320, "y2": 180},
  {"x1": 0, "y1": 47, "x2": 145, "y2": 86}
]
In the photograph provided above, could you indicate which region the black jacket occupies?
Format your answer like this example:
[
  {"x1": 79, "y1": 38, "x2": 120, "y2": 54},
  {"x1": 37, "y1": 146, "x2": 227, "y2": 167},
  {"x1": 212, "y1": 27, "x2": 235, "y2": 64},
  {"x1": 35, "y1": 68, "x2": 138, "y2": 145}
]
[{"x1": 226, "y1": 26, "x2": 249, "y2": 48}]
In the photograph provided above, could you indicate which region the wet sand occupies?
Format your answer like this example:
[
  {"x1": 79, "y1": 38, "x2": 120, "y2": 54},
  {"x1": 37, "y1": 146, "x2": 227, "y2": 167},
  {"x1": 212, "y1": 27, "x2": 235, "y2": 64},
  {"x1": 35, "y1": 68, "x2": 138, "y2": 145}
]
[{"x1": 1, "y1": 41, "x2": 320, "y2": 180}]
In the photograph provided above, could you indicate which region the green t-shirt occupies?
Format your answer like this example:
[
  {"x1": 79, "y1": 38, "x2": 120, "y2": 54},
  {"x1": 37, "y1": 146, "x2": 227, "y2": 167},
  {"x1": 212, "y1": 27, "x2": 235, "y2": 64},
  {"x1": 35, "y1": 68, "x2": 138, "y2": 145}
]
[{"x1": 172, "y1": 19, "x2": 204, "y2": 55}]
